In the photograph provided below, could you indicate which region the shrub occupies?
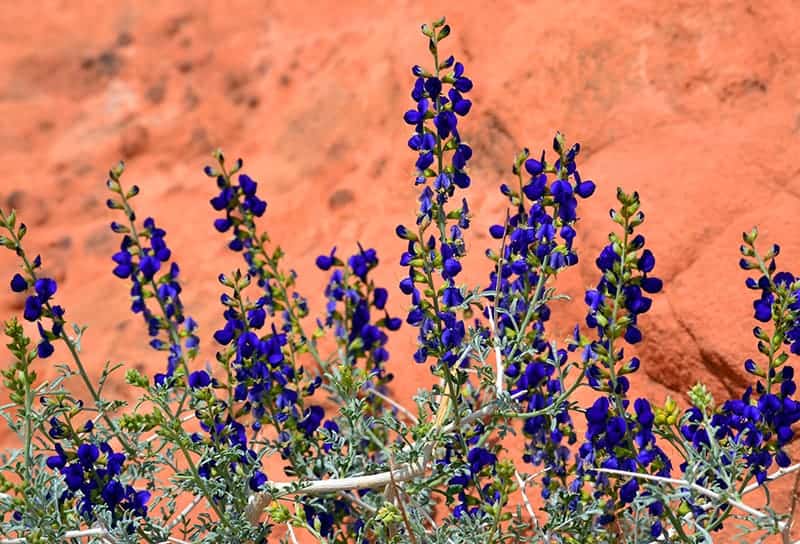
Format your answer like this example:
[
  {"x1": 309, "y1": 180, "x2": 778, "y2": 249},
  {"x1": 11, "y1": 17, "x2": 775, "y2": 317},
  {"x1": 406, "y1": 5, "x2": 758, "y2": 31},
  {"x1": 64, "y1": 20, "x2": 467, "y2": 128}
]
[{"x1": 1, "y1": 16, "x2": 799, "y2": 544}]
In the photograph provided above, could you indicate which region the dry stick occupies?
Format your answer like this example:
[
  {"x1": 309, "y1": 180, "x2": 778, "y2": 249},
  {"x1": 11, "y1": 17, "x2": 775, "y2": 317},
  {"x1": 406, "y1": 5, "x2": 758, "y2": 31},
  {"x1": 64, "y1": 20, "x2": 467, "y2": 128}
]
[
  {"x1": 162, "y1": 537, "x2": 191, "y2": 544},
  {"x1": 364, "y1": 387, "x2": 419, "y2": 424},
  {"x1": 246, "y1": 368, "x2": 454, "y2": 522},
  {"x1": 388, "y1": 458, "x2": 418, "y2": 544},
  {"x1": 658, "y1": 461, "x2": 800, "y2": 542},
  {"x1": 245, "y1": 335, "x2": 527, "y2": 524},
  {"x1": 487, "y1": 307, "x2": 504, "y2": 395},
  {"x1": 514, "y1": 470, "x2": 540, "y2": 530},
  {"x1": 1, "y1": 526, "x2": 109, "y2": 544},
  {"x1": 244, "y1": 389, "x2": 529, "y2": 524},
  {"x1": 166, "y1": 495, "x2": 203, "y2": 531},
  {"x1": 489, "y1": 209, "x2": 510, "y2": 396},
  {"x1": 784, "y1": 468, "x2": 800, "y2": 544},
  {"x1": 286, "y1": 523, "x2": 300, "y2": 544},
  {"x1": 742, "y1": 462, "x2": 800, "y2": 495},
  {"x1": 593, "y1": 467, "x2": 773, "y2": 522}
]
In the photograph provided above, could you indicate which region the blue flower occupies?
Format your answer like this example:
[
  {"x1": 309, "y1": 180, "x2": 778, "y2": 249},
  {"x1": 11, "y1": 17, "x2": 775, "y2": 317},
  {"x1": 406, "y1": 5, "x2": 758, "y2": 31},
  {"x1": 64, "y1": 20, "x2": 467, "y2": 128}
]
[
  {"x1": 466, "y1": 447, "x2": 497, "y2": 474},
  {"x1": 316, "y1": 247, "x2": 338, "y2": 271},
  {"x1": 23, "y1": 295, "x2": 42, "y2": 321},
  {"x1": 249, "y1": 471, "x2": 267, "y2": 491},
  {"x1": 77, "y1": 443, "x2": 99, "y2": 468},
  {"x1": 9, "y1": 273, "x2": 26, "y2": 292},
  {"x1": 188, "y1": 370, "x2": 212, "y2": 388},
  {"x1": 373, "y1": 287, "x2": 388, "y2": 310},
  {"x1": 34, "y1": 278, "x2": 57, "y2": 301},
  {"x1": 298, "y1": 406, "x2": 325, "y2": 437},
  {"x1": 619, "y1": 478, "x2": 638, "y2": 504}
]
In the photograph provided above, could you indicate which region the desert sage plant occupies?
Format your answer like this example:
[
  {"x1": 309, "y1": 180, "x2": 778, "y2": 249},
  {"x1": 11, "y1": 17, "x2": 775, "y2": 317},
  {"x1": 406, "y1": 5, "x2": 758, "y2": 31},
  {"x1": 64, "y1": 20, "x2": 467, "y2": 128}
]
[{"x1": 1, "y1": 17, "x2": 800, "y2": 544}]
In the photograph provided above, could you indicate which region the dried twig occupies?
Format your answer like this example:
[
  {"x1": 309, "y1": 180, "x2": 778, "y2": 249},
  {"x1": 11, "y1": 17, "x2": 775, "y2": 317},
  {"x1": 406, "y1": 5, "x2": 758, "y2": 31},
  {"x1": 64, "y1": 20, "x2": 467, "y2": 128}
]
[
  {"x1": 1, "y1": 526, "x2": 109, "y2": 544},
  {"x1": 515, "y1": 470, "x2": 540, "y2": 530},
  {"x1": 389, "y1": 458, "x2": 418, "y2": 544},
  {"x1": 742, "y1": 462, "x2": 800, "y2": 495},
  {"x1": 286, "y1": 523, "x2": 300, "y2": 544},
  {"x1": 364, "y1": 386, "x2": 419, "y2": 424},
  {"x1": 594, "y1": 467, "x2": 769, "y2": 520},
  {"x1": 166, "y1": 495, "x2": 203, "y2": 531}
]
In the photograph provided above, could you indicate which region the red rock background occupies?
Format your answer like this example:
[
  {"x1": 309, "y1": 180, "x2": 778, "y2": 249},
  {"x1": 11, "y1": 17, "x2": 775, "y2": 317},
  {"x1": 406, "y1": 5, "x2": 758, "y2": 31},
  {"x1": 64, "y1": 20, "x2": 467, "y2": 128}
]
[{"x1": 1, "y1": 0, "x2": 800, "y2": 540}]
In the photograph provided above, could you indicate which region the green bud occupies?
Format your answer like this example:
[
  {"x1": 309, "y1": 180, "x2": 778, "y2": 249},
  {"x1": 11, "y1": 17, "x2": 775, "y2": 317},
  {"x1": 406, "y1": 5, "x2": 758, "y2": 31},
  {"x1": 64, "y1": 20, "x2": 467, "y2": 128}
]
[
  {"x1": 377, "y1": 504, "x2": 403, "y2": 524},
  {"x1": 753, "y1": 326, "x2": 770, "y2": 342},
  {"x1": 628, "y1": 211, "x2": 645, "y2": 228},
  {"x1": 4, "y1": 209, "x2": 16, "y2": 230},
  {"x1": 774, "y1": 352, "x2": 789, "y2": 368},
  {"x1": 229, "y1": 157, "x2": 244, "y2": 175},
  {"x1": 743, "y1": 226, "x2": 758, "y2": 245},
  {"x1": 687, "y1": 383, "x2": 714, "y2": 413},
  {"x1": 0, "y1": 236, "x2": 16, "y2": 250},
  {"x1": 125, "y1": 185, "x2": 140, "y2": 200},
  {"x1": 109, "y1": 161, "x2": 125, "y2": 181},
  {"x1": 771, "y1": 332, "x2": 785, "y2": 350},
  {"x1": 615, "y1": 187, "x2": 629, "y2": 205},
  {"x1": 553, "y1": 132, "x2": 566, "y2": 156},
  {"x1": 623, "y1": 200, "x2": 640, "y2": 218},
  {"x1": 125, "y1": 368, "x2": 149, "y2": 388},
  {"x1": 266, "y1": 501, "x2": 291, "y2": 523},
  {"x1": 739, "y1": 258, "x2": 758, "y2": 270}
]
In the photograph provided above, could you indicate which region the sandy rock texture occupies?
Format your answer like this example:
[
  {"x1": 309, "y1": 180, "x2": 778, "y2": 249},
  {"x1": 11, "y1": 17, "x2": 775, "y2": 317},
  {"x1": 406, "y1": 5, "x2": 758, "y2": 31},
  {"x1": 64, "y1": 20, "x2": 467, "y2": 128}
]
[{"x1": 1, "y1": 0, "x2": 800, "y2": 540}]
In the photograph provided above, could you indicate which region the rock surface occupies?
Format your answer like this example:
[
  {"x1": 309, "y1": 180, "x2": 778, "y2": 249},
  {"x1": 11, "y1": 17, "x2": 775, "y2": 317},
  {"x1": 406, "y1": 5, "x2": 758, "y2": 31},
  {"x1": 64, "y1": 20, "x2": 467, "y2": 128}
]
[{"x1": 1, "y1": 1, "x2": 800, "y2": 540}]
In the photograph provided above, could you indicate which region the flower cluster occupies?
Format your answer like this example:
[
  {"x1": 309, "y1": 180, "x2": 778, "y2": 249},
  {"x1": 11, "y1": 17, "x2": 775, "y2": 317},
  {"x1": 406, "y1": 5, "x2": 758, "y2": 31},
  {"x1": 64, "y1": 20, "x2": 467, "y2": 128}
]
[
  {"x1": 582, "y1": 189, "x2": 662, "y2": 391},
  {"x1": 678, "y1": 233, "x2": 800, "y2": 506},
  {"x1": 45, "y1": 421, "x2": 149, "y2": 530},
  {"x1": 570, "y1": 189, "x2": 671, "y2": 533},
  {"x1": 107, "y1": 164, "x2": 199, "y2": 386},
  {"x1": 485, "y1": 140, "x2": 595, "y2": 500},
  {"x1": 2, "y1": 211, "x2": 65, "y2": 361},
  {"x1": 396, "y1": 20, "x2": 511, "y2": 525},
  {"x1": 190, "y1": 415, "x2": 268, "y2": 493},
  {"x1": 207, "y1": 154, "x2": 293, "y2": 326},
  {"x1": 442, "y1": 441, "x2": 503, "y2": 519},
  {"x1": 317, "y1": 244, "x2": 402, "y2": 388},
  {"x1": 396, "y1": 18, "x2": 475, "y2": 373}
]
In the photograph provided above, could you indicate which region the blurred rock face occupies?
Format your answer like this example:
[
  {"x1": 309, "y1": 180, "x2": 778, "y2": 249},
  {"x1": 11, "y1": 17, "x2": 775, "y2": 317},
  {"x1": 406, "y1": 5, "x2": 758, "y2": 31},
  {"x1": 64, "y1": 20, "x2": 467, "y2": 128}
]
[{"x1": 0, "y1": 0, "x2": 799, "y2": 500}]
